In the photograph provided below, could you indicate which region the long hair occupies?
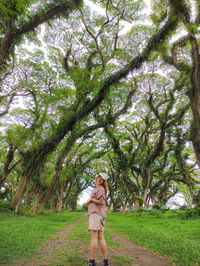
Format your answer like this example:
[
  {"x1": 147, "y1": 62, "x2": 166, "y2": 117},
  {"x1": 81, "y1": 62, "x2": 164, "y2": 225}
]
[{"x1": 95, "y1": 177, "x2": 109, "y2": 196}]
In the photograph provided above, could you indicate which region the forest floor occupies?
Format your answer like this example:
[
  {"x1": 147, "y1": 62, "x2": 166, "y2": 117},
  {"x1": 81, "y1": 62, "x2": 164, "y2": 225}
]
[{"x1": 13, "y1": 215, "x2": 173, "y2": 266}]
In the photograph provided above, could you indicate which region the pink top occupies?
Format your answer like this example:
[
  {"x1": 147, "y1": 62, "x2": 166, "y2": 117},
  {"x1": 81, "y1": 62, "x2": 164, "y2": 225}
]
[{"x1": 88, "y1": 186, "x2": 106, "y2": 218}]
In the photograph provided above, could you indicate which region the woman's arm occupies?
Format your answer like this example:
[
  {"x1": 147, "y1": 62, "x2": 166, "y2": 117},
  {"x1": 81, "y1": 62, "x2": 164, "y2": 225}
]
[
  {"x1": 86, "y1": 198, "x2": 104, "y2": 205},
  {"x1": 90, "y1": 198, "x2": 105, "y2": 205}
]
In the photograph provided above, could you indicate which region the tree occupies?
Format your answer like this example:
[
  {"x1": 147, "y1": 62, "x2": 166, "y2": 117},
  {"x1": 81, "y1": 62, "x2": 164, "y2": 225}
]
[
  {"x1": 1, "y1": 0, "x2": 200, "y2": 213},
  {"x1": 157, "y1": 0, "x2": 200, "y2": 168},
  {"x1": 0, "y1": 0, "x2": 83, "y2": 71},
  {"x1": 5, "y1": 1, "x2": 179, "y2": 213}
]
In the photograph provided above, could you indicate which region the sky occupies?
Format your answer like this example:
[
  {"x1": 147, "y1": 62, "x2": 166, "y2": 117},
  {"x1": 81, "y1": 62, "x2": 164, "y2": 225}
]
[{"x1": 78, "y1": 187, "x2": 92, "y2": 205}]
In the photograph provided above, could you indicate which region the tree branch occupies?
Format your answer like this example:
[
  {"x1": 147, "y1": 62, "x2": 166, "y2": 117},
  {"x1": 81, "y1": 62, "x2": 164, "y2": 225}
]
[
  {"x1": 0, "y1": 93, "x2": 16, "y2": 117},
  {"x1": 0, "y1": 0, "x2": 82, "y2": 70}
]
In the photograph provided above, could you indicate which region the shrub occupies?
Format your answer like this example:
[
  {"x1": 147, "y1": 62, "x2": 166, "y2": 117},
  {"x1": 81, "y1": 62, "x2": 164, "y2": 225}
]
[
  {"x1": 179, "y1": 206, "x2": 200, "y2": 219},
  {"x1": 80, "y1": 203, "x2": 87, "y2": 212},
  {"x1": 150, "y1": 209, "x2": 163, "y2": 218},
  {"x1": 0, "y1": 199, "x2": 10, "y2": 210},
  {"x1": 178, "y1": 205, "x2": 188, "y2": 210},
  {"x1": 149, "y1": 205, "x2": 169, "y2": 218}
]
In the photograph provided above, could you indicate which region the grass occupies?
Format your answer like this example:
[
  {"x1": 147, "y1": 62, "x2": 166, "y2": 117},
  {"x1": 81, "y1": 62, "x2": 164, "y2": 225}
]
[
  {"x1": 111, "y1": 255, "x2": 133, "y2": 265},
  {"x1": 47, "y1": 241, "x2": 86, "y2": 266},
  {"x1": 0, "y1": 210, "x2": 84, "y2": 264},
  {"x1": 1, "y1": 209, "x2": 200, "y2": 265},
  {"x1": 106, "y1": 211, "x2": 200, "y2": 266}
]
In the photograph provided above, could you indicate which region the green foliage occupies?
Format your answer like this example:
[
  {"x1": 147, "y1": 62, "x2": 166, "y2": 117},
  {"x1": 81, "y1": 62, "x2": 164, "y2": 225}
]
[
  {"x1": 150, "y1": 0, "x2": 168, "y2": 26},
  {"x1": 80, "y1": 203, "x2": 88, "y2": 212},
  {"x1": 178, "y1": 206, "x2": 200, "y2": 220},
  {"x1": 0, "y1": 0, "x2": 199, "y2": 222},
  {"x1": 0, "y1": 0, "x2": 29, "y2": 20},
  {"x1": 0, "y1": 199, "x2": 11, "y2": 211},
  {"x1": 150, "y1": 208, "x2": 163, "y2": 218},
  {"x1": 135, "y1": 207, "x2": 147, "y2": 216}
]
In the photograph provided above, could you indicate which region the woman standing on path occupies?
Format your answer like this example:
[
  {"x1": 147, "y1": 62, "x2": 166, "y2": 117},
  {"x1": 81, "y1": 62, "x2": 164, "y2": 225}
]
[{"x1": 86, "y1": 173, "x2": 110, "y2": 266}]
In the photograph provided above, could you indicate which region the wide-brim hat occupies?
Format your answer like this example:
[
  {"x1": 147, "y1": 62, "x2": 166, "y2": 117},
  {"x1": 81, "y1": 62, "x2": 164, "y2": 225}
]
[{"x1": 98, "y1": 172, "x2": 108, "y2": 181}]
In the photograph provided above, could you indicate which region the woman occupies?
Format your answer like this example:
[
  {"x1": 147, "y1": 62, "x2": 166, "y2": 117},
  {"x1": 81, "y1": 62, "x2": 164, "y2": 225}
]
[{"x1": 86, "y1": 173, "x2": 110, "y2": 266}]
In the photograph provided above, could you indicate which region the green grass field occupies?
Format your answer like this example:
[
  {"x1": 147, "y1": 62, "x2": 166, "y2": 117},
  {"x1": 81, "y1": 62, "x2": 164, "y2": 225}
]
[
  {"x1": 0, "y1": 210, "x2": 200, "y2": 265},
  {"x1": 0, "y1": 210, "x2": 83, "y2": 264},
  {"x1": 106, "y1": 211, "x2": 200, "y2": 265}
]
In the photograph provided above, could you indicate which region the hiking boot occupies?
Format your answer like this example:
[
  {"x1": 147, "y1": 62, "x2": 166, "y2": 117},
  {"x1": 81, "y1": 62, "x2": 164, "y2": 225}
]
[
  {"x1": 103, "y1": 259, "x2": 110, "y2": 266},
  {"x1": 88, "y1": 259, "x2": 96, "y2": 266}
]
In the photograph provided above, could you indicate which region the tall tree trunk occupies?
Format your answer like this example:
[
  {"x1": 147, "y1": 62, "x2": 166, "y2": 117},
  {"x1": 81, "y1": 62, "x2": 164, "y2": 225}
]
[
  {"x1": 190, "y1": 99, "x2": 200, "y2": 169},
  {"x1": 29, "y1": 170, "x2": 62, "y2": 214},
  {"x1": 63, "y1": 175, "x2": 77, "y2": 206},
  {"x1": 190, "y1": 35, "x2": 200, "y2": 168},
  {"x1": 69, "y1": 198, "x2": 78, "y2": 211},
  {"x1": 25, "y1": 185, "x2": 34, "y2": 206},
  {"x1": 50, "y1": 194, "x2": 56, "y2": 212},
  {"x1": 11, "y1": 172, "x2": 32, "y2": 213},
  {"x1": 121, "y1": 203, "x2": 126, "y2": 212},
  {"x1": 143, "y1": 165, "x2": 151, "y2": 207},
  {"x1": 10, "y1": 152, "x2": 46, "y2": 213},
  {"x1": 0, "y1": 145, "x2": 18, "y2": 188},
  {"x1": 134, "y1": 198, "x2": 141, "y2": 213},
  {"x1": 175, "y1": 133, "x2": 196, "y2": 203},
  {"x1": 187, "y1": 16, "x2": 200, "y2": 169},
  {"x1": 112, "y1": 203, "x2": 118, "y2": 212},
  {"x1": 170, "y1": 2, "x2": 200, "y2": 168},
  {"x1": 109, "y1": 192, "x2": 118, "y2": 212},
  {"x1": 56, "y1": 182, "x2": 64, "y2": 212},
  {"x1": 29, "y1": 187, "x2": 45, "y2": 214},
  {"x1": 177, "y1": 155, "x2": 196, "y2": 202},
  {"x1": 143, "y1": 128, "x2": 166, "y2": 206}
]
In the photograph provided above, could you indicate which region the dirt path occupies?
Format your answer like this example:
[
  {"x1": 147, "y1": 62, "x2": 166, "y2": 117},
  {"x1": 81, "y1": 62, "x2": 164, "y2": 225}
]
[
  {"x1": 13, "y1": 216, "x2": 173, "y2": 266},
  {"x1": 107, "y1": 230, "x2": 172, "y2": 266}
]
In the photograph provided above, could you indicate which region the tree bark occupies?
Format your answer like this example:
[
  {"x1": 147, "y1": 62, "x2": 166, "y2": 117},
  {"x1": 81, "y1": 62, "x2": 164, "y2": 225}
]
[
  {"x1": 143, "y1": 165, "x2": 151, "y2": 207},
  {"x1": 176, "y1": 154, "x2": 196, "y2": 202},
  {"x1": 10, "y1": 152, "x2": 45, "y2": 213},
  {"x1": 56, "y1": 182, "x2": 64, "y2": 212},
  {"x1": 143, "y1": 128, "x2": 166, "y2": 206},
  {"x1": 25, "y1": 186, "x2": 34, "y2": 206},
  {"x1": 0, "y1": 145, "x2": 18, "y2": 188},
  {"x1": 50, "y1": 194, "x2": 56, "y2": 212},
  {"x1": 168, "y1": 1, "x2": 200, "y2": 169},
  {"x1": 69, "y1": 198, "x2": 78, "y2": 211},
  {"x1": 11, "y1": 172, "x2": 32, "y2": 213},
  {"x1": 63, "y1": 176, "x2": 77, "y2": 206},
  {"x1": 134, "y1": 198, "x2": 141, "y2": 213},
  {"x1": 190, "y1": 36, "x2": 200, "y2": 168},
  {"x1": 29, "y1": 187, "x2": 45, "y2": 214}
]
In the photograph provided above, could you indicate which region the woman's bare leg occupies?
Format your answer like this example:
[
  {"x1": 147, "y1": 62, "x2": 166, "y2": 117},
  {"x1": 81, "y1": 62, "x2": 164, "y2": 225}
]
[
  {"x1": 98, "y1": 230, "x2": 108, "y2": 259},
  {"x1": 90, "y1": 230, "x2": 98, "y2": 259}
]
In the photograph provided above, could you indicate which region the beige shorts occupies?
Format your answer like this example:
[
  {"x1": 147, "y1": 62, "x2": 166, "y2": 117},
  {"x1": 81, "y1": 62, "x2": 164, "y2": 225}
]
[{"x1": 88, "y1": 213, "x2": 105, "y2": 231}]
